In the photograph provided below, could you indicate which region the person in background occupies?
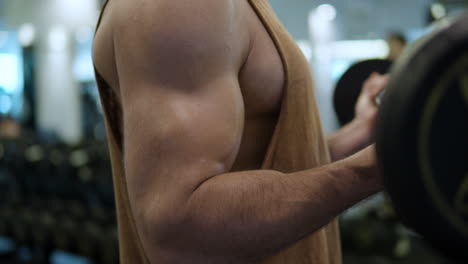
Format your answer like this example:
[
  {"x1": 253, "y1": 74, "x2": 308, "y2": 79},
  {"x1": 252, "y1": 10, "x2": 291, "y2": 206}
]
[
  {"x1": 0, "y1": 116, "x2": 21, "y2": 139},
  {"x1": 386, "y1": 32, "x2": 407, "y2": 60}
]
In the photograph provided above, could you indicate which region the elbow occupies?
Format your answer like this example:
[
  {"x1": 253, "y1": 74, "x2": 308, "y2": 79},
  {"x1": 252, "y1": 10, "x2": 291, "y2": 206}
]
[
  {"x1": 148, "y1": 203, "x2": 194, "y2": 247},
  {"x1": 147, "y1": 194, "x2": 248, "y2": 261},
  {"x1": 146, "y1": 196, "x2": 217, "y2": 254},
  {"x1": 148, "y1": 208, "x2": 231, "y2": 262},
  {"x1": 146, "y1": 191, "x2": 274, "y2": 263},
  {"x1": 140, "y1": 206, "x2": 201, "y2": 262}
]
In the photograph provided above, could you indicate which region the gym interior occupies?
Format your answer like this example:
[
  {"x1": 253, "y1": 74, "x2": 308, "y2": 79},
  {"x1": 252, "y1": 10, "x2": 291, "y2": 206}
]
[{"x1": 0, "y1": 0, "x2": 466, "y2": 263}]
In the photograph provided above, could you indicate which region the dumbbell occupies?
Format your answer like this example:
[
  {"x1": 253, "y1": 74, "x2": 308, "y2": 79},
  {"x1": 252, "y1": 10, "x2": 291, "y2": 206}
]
[
  {"x1": 376, "y1": 13, "x2": 468, "y2": 261},
  {"x1": 0, "y1": 205, "x2": 12, "y2": 238},
  {"x1": 23, "y1": 144, "x2": 48, "y2": 194},
  {"x1": 97, "y1": 226, "x2": 119, "y2": 264},
  {"x1": 53, "y1": 215, "x2": 78, "y2": 252},
  {"x1": 11, "y1": 206, "x2": 32, "y2": 246},
  {"x1": 47, "y1": 146, "x2": 68, "y2": 195},
  {"x1": 94, "y1": 168, "x2": 115, "y2": 208},
  {"x1": 69, "y1": 200, "x2": 87, "y2": 221},
  {"x1": 76, "y1": 221, "x2": 101, "y2": 259},
  {"x1": 89, "y1": 203, "x2": 110, "y2": 225},
  {"x1": 32, "y1": 209, "x2": 56, "y2": 250}
]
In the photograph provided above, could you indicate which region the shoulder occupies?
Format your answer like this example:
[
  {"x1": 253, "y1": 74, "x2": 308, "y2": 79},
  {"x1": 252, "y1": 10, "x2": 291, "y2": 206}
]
[
  {"x1": 109, "y1": 0, "x2": 251, "y2": 76},
  {"x1": 113, "y1": 0, "x2": 246, "y2": 51}
]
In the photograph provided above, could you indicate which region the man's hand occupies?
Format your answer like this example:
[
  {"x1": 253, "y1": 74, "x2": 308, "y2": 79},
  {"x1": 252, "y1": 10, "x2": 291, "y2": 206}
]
[
  {"x1": 354, "y1": 73, "x2": 389, "y2": 137},
  {"x1": 328, "y1": 73, "x2": 389, "y2": 161}
]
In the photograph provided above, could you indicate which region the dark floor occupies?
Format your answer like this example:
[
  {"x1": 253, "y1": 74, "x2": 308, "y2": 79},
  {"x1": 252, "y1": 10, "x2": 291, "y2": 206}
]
[
  {"x1": 343, "y1": 241, "x2": 459, "y2": 264},
  {"x1": 0, "y1": 242, "x2": 460, "y2": 264}
]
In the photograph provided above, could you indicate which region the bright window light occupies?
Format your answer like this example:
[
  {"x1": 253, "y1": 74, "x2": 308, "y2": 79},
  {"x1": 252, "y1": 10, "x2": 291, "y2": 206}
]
[
  {"x1": 296, "y1": 40, "x2": 313, "y2": 62},
  {"x1": 331, "y1": 60, "x2": 353, "y2": 81},
  {"x1": 330, "y1": 40, "x2": 389, "y2": 60},
  {"x1": 0, "y1": 31, "x2": 9, "y2": 49},
  {"x1": 0, "y1": 95, "x2": 12, "y2": 114},
  {"x1": 0, "y1": 54, "x2": 19, "y2": 94},
  {"x1": 18, "y1": 23, "x2": 36, "y2": 47},
  {"x1": 48, "y1": 25, "x2": 68, "y2": 51},
  {"x1": 431, "y1": 3, "x2": 446, "y2": 20},
  {"x1": 75, "y1": 26, "x2": 93, "y2": 44},
  {"x1": 316, "y1": 4, "x2": 337, "y2": 22}
]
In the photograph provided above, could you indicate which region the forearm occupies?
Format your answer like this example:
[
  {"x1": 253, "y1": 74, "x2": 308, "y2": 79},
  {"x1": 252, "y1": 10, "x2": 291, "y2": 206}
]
[
  {"x1": 328, "y1": 119, "x2": 373, "y2": 161},
  {"x1": 157, "y1": 147, "x2": 381, "y2": 262}
]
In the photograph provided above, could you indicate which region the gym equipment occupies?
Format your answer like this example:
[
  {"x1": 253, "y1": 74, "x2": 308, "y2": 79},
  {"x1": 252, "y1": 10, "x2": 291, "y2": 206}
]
[
  {"x1": 0, "y1": 135, "x2": 118, "y2": 263},
  {"x1": 377, "y1": 14, "x2": 468, "y2": 261},
  {"x1": 334, "y1": 59, "x2": 393, "y2": 126}
]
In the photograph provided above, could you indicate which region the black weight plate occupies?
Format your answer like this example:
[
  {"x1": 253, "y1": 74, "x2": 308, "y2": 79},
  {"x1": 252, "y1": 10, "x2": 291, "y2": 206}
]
[
  {"x1": 376, "y1": 14, "x2": 468, "y2": 261},
  {"x1": 334, "y1": 59, "x2": 392, "y2": 126}
]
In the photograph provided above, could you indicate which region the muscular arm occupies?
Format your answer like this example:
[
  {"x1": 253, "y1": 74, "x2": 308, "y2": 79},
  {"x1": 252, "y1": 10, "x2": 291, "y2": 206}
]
[
  {"x1": 327, "y1": 119, "x2": 373, "y2": 161},
  {"x1": 328, "y1": 73, "x2": 388, "y2": 161},
  {"x1": 111, "y1": 1, "x2": 382, "y2": 262}
]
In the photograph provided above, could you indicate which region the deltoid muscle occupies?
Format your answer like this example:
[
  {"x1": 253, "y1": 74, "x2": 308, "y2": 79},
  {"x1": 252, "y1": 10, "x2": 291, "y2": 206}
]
[{"x1": 455, "y1": 174, "x2": 468, "y2": 215}]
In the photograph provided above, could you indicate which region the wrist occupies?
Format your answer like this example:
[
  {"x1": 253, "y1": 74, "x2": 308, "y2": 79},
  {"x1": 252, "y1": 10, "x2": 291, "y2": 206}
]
[
  {"x1": 328, "y1": 117, "x2": 376, "y2": 161},
  {"x1": 342, "y1": 145, "x2": 383, "y2": 193},
  {"x1": 349, "y1": 117, "x2": 375, "y2": 146}
]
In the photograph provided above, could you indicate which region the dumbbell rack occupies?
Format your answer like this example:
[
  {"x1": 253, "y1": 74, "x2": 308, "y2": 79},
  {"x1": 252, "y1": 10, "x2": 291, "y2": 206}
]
[{"x1": 0, "y1": 136, "x2": 119, "y2": 264}]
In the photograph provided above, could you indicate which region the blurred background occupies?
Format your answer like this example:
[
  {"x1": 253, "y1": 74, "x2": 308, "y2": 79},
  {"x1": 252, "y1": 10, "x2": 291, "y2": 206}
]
[{"x1": 0, "y1": 0, "x2": 465, "y2": 263}]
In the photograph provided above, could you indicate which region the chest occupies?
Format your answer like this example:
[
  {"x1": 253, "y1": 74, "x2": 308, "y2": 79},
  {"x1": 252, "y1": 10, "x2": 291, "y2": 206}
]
[
  {"x1": 229, "y1": 1, "x2": 286, "y2": 171},
  {"x1": 238, "y1": 3, "x2": 285, "y2": 117}
]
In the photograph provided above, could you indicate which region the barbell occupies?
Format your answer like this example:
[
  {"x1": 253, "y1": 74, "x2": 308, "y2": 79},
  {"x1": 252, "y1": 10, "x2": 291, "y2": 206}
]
[{"x1": 376, "y1": 13, "x2": 468, "y2": 261}]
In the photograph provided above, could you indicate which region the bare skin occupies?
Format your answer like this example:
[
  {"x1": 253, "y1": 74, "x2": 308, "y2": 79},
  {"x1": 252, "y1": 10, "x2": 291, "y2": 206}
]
[
  {"x1": 328, "y1": 73, "x2": 389, "y2": 161},
  {"x1": 93, "y1": 0, "x2": 387, "y2": 263}
]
